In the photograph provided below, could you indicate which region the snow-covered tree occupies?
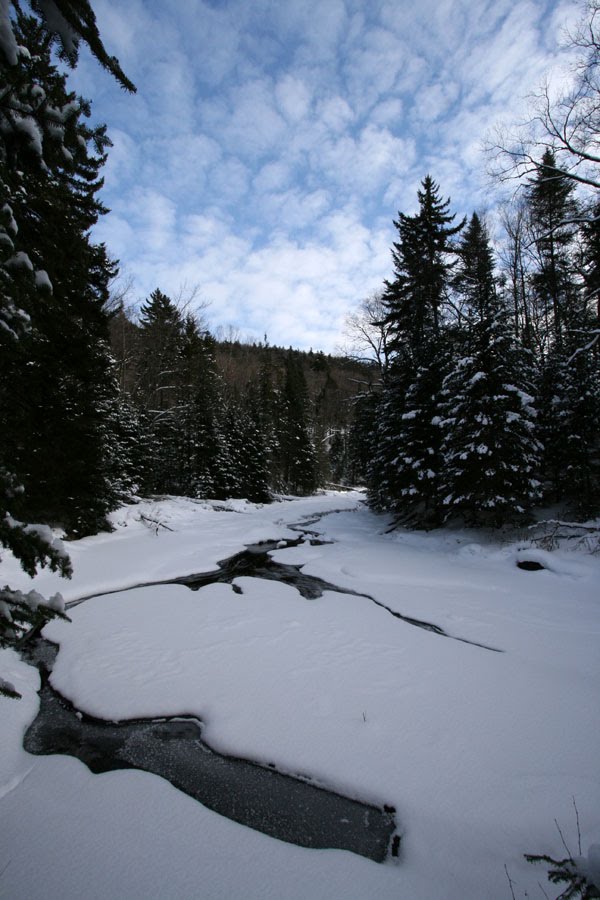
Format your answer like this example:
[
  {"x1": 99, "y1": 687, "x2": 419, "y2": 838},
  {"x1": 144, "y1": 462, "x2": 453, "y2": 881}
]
[
  {"x1": 383, "y1": 175, "x2": 464, "y2": 354},
  {"x1": 439, "y1": 215, "x2": 542, "y2": 526},
  {"x1": 371, "y1": 177, "x2": 463, "y2": 525},
  {"x1": 0, "y1": 0, "x2": 133, "y2": 692},
  {"x1": 527, "y1": 150, "x2": 580, "y2": 351},
  {"x1": 347, "y1": 389, "x2": 380, "y2": 486},
  {"x1": 277, "y1": 353, "x2": 318, "y2": 495},
  {"x1": 439, "y1": 327, "x2": 542, "y2": 527},
  {"x1": 1, "y1": 13, "x2": 126, "y2": 536},
  {"x1": 370, "y1": 338, "x2": 449, "y2": 526}
]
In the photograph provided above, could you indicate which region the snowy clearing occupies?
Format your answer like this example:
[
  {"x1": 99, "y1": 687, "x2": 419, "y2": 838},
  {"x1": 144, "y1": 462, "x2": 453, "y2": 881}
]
[{"x1": 1, "y1": 491, "x2": 599, "y2": 899}]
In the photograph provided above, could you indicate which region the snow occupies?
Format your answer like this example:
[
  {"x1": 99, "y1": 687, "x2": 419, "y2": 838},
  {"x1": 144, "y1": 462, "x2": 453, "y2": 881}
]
[
  {"x1": 469, "y1": 371, "x2": 486, "y2": 385},
  {"x1": 1, "y1": 491, "x2": 599, "y2": 899},
  {"x1": 37, "y1": 0, "x2": 78, "y2": 60},
  {"x1": 4, "y1": 249, "x2": 34, "y2": 271},
  {"x1": 0, "y1": 0, "x2": 18, "y2": 66},
  {"x1": 587, "y1": 844, "x2": 600, "y2": 888},
  {"x1": 34, "y1": 268, "x2": 53, "y2": 292}
]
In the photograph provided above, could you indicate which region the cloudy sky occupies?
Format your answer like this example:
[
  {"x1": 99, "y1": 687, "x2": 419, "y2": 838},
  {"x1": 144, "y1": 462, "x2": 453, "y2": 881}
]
[{"x1": 70, "y1": 0, "x2": 581, "y2": 351}]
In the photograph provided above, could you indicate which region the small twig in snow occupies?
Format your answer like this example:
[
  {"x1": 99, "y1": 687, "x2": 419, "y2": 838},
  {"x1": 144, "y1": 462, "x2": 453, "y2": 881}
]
[
  {"x1": 505, "y1": 864, "x2": 517, "y2": 900},
  {"x1": 572, "y1": 797, "x2": 582, "y2": 856},
  {"x1": 139, "y1": 514, "x2": 174, "y2": 534},
  {"x1": 554, "y1": 818, "x2": 572, "y2": 859}
]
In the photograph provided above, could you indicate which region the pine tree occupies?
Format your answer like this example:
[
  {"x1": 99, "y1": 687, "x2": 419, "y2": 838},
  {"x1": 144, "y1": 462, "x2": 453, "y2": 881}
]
[
  {"x1": 439, "y1": 215, "x2": 542, "y2": 526},
  {"x1": 255, "y1": 355, "x2": 283, "y2": 490},
  {"x1": 0, "y1": 0, "x2": 133, "y2": 690},
  {"x1": 541, "y1": 346, "x2": 600, "y2": 517},
  {"x1": 527, "y1": 149, "x2": 579, "y2": 350},
  {"x1": 278, "y1": 353, "x2": 318, "y2": 495},
  {"x1": 537, "y1": 214, "x2": 600, "y2": 515},
  {"x1": 327, "y1": 431, "x2": 348, "y2": 484},
  {"x1": 177, "y1": 317, "x2": 222, "y2": 498},
  {"x1": 371, "y1": 337, "x2": 449, "y2": 526},
  {"x1": 347, "y1": 390, "x2": 380, "y2": 486},
  {"x1": 214, "y1": 392, "x2": 271, "y2": 503},
  {"x1": 134, "y1": 289, "x2": 185, "y2": 493},
  {"x1": 1, "y1": 13, "x2": 126, "y2": 536},
  {"x1": 383, "y1": 175, "x2": 465, "y2": 355},
  {"x1": 371, "y1": 177, "x2": 463, "y2": 525},
  {"x1": 528, "y1": 155, "x2": 600, "y2": 513}
]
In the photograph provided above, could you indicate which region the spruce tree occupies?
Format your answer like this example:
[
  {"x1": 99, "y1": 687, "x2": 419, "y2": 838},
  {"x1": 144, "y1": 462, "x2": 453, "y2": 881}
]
[
  {"x1": 538, "y1": 207, "x2": 600, "y2": 515},
  {"x1": 1, "y1": 12, "x2": 126, "y2": 536},
  {"x1": 255, "y1": 355, "x2": 283, "y2": 490},
  {"x1": 347, "y1": 390, "x2": 380, "y2": 486},
  {"x1": 383, "y1": 175, "x2": 465, "y2": 353},
  {"x1": 278, "y1": 353, "x2": 318, "y2": 495},
  {"x1": 134, "y1": 289, "x2": 185, "y2": 493},
  {"x1": 439, "y1": 216, "x2": 542, "y2": 525},
  {"x1": 0, "y1": 0, "x2": 133, "y2": 690},
  {"x1": 371, "y1": 177, "x2": 463, "y2": 525},
  {"x1": 528, "y1": 155, "x2": 599, "y2": 513},
  {"x1": 527, "y1": 149, "x2": 579, "y2": 350},
  {"x1": 177, "y1": 317, "x2": 222, "y2": 498}
]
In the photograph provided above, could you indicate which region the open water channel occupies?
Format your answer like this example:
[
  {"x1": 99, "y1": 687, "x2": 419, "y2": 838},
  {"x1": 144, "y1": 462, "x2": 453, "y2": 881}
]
[{"x1": 20, "y1": 511, "x2": 500, "y2": 862}]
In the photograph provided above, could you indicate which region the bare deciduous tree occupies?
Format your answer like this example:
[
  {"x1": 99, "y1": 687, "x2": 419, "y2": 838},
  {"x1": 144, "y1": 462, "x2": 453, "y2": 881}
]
[
  {"x1": 340, "y1": 291, "x2": 391, "y2": 377},
  {"x1": 489, "y1": 1, "x2": 600, "y2": 194}
]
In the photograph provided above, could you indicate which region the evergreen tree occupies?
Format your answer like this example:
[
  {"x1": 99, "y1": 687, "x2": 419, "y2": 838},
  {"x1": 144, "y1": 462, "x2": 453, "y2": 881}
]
[
  {"x1": 277, "y1": 353, "x2": 318, "y2": 495},
  {"x1": 439, "y1": 215, "x2": 542, "y2": 526},
  {"x1": 214, "y1": 392, "x2": 271, "y2": 503},
  {"x1": 1, "y1": 13, "x2": 126, "y2": 536},
  {"x1": 539, "y1": 344, "x2": 600, "y2": 516},
  {"x1": 383, "y1": 174, "x2": 465, "y2": 355},
  {"x1": 452, "y1": 212, "x2": 496, "y2": 321},
  {"x1": 177, "y1": 317, "x2": 222, "y2": 498},
  {"x1": 0, "y1": 0, "x2": 133, "y2": 689},
  {"x1": 527, "y1": 149, "x2": 579, "y2": 350},
  {"x1": 537, "y1": 228, "x2": 600, "y2": 515},
  {"x1": 348, "y1": 390, "x2": 380, "y2": 486},
  {"x1": 255, "y1": 356, "x2": 280, "y2": 484},
  {"x1": 527, "y1": 155, "x2": 600, "y2": 513},
  {"x1": 370, "y1": 337, "x2": 449, "y2": 526},
  {"x1": 371, "y1": 177, "x2": 463, "y2": 525},
  {"x1": 134, "y1": 289, "x2": 185, "y2": 493},
  {"x1": 327, "y1": 430, "x2": 348, "y2": 484}
]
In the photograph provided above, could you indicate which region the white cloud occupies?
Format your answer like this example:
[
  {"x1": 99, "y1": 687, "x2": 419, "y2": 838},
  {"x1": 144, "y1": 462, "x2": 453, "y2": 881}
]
[
  {"x1": 80, "y1": 0, "x2": 585, "y2": 351},
  {"x1": 275, "y1": 75, "x2": 312, "y2": 122}
]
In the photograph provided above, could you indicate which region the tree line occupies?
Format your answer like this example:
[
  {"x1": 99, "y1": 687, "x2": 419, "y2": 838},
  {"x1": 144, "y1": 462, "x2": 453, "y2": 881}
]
[
  {"x1": 349, "y1": 164, "x2": 599, "y2": 528},
  {"x1": 106, "y1": 290, "x2": 361, "y2": 506}
]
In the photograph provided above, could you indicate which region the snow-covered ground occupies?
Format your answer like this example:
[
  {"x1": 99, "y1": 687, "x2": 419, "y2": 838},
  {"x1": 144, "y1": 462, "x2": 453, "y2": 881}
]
[{"x1": 1, "y1": 491, "x2": 599, "y2": 899}]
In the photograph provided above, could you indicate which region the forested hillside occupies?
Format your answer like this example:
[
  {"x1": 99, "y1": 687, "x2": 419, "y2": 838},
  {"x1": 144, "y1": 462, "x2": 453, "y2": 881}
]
[{"x1": 108, "y1": 296, "x2": 375, "y2": 501}]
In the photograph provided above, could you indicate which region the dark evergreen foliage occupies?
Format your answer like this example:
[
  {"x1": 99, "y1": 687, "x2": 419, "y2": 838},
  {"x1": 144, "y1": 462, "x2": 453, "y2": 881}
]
[
  {"x1": 371, "y1": 341, "x2": 448, "y2": 526},
  {"x1": 1, "y1": 15, "x2": 123, "y2": 536},
  {"x1": 27, "y1": 0, "x2": 137, "y2": 92},
  {"x1": 439, "y1": 314, "x2": 541, "y2": 526},
  {"x1": 0, "y1": 0, "x2": 132, "y2": 679},
  {"x1": 372, "y1": 177, "x2": 463, "y2": 526},
  {"x1": 347, "y1": 390, "x2": 380, "y2": 486},
  {"x1": 277, "y1": 353, "x2": 318, "y2": 495},
  {"x1": 383, "y1": 174, "x2": 464, "y2": 355},
  {"x1": 439, "y1": 215, "x2": 542, "y2": 526},
  {"x1": 527, "y1": 149, "x2": 580, "y2": 351}
]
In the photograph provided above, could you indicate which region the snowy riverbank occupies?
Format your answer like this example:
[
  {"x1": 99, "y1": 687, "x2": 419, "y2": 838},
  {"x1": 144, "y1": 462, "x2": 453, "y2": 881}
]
[{"x1": 2, "y1": 491, "x2": 599, "y2": 899}]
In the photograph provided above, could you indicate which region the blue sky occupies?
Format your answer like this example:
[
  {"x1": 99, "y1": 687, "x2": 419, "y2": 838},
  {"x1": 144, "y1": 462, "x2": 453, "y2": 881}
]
[{"x1": 70, "y1": 0, "x2": 581, "y2": 351}]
